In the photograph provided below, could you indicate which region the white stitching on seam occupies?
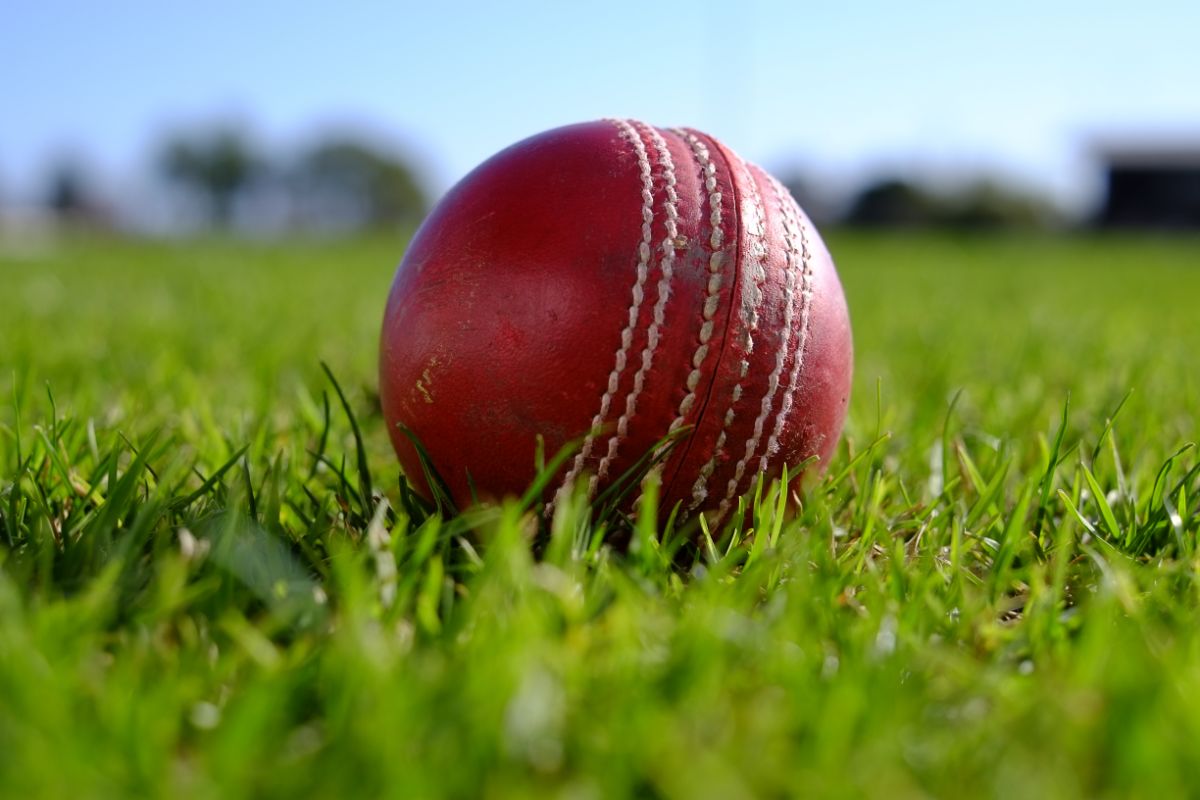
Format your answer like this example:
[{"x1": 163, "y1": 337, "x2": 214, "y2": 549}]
[
  {"x1": 591, "y1": 120, "x2": 681, "y2": 495},
  {"x1": 632, "y1": 128, "x2": 725, "y2": 510},
  {"x1": 761, "y1": 177, "x2": 815, "y2": 472},
  {"x1": 643, "y1": 126, "x2": 724, "y2": 474},
  {"x1": 689, "y1": 152, "x2": 770, "y2": 513},
  {"x1": 546, "y1": 118, "x2": 655, "y2": 516},
  {"x1": 714, "y1": 165, "x2": 797, "y2": 522},
  {"x1": 663, "y1": 130, "x2": 724, "y2": 439}
]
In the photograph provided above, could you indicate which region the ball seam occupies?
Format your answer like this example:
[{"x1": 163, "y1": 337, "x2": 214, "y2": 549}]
[
  {"x1": 691, "y1": 152, "x2": 769, "y2": 515},
  {"x1": 760, "y1": 175, "x2": 815, "y2": 473},
  {"x1": 546, "y1": 117, "x2": 657, "y2": 516},
  {"x1": 589, "y1": 121, "x2": 682, "y2": 494},
  {"x1": 715, "y1": 164, "x2": 798, "y2": 523},
  {"x1": 639, "y1": 129, "x2": 727, "y2": 486}
]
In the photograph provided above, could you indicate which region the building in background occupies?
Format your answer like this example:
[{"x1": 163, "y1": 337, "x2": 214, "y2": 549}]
[{"x1": 1096, "y1": 143, "x2": 1200, "y2": 229}]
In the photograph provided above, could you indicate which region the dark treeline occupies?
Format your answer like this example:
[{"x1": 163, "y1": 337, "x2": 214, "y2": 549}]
[
  {"x1": 157, "y1": 125, "x2": 428, "y2": 233},
  {"x1": 8, "y1": 124, "x2": 430, "y2": 236},
  {"x1": 781, "y1": 174, "x2": 1059, "y2": 230},
  {"x1": 10, "y1": 124, "x2": 1064, "y2": 235}
]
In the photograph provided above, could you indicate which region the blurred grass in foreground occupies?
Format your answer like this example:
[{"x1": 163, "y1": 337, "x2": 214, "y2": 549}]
[{"x1": 1, "y1": 231, "x2": 1199, "y2": 798}]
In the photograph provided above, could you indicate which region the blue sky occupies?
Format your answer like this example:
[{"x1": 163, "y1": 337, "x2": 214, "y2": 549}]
[{"x1": 3, "y1": 0, "x2": 1198, "y2": 212}]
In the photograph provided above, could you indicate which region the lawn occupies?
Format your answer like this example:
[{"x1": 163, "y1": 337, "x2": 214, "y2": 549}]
[{"x1": 1, "y1": 230, "x2": 1199, "y2": 798}]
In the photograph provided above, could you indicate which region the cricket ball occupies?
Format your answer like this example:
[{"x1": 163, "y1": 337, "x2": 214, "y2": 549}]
[{"x1": 379, "y1": 119, "x2": 852, "y2": 521}]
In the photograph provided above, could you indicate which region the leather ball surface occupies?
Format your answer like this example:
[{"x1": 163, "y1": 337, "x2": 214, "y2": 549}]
[{"x1": 380, "y1": 119, "x2": 853, "y2": 520}]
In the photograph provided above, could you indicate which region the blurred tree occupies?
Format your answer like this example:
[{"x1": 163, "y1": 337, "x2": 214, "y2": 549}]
[
  {"x1": 843, "y1": 177, "x2": 1055, "y2": 229},
  {"x1": 159, "y1": 128, "x2": 263, "y2": 228},
  {"x1": 43, "y1": 160, "x2": 109, "y2": 228},
  {"x1": 46, "y1": 163, "x2": 92, "y2": 217},
  {"x1": 292, "y1": 138, "x2": 427, "y2": 232},
  {"x1": 843, "y1": 179, "x2": 938, "y2": 227},
  {"x1": 941, "y1": 181, "x2": 1055, "y2": 229}
]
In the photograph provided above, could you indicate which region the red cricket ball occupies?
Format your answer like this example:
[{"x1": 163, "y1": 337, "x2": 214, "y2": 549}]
[{"x1": 380, "y1": 119, "x2": 852, "y2": 522}]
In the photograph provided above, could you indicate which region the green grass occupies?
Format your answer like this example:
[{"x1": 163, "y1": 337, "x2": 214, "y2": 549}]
[{"x1": 1, "y1": 231, "x2": 1199, "y2": 798}]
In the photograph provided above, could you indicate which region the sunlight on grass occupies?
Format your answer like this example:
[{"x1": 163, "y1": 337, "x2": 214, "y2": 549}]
[{"x1": 1, "y1": 232, "x2": 1199, "y2": 797}]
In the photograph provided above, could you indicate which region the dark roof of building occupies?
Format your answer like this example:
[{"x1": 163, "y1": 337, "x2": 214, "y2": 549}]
[{"x1": 1092, "y1": 136, "x2": 1200, "y2": 168}]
